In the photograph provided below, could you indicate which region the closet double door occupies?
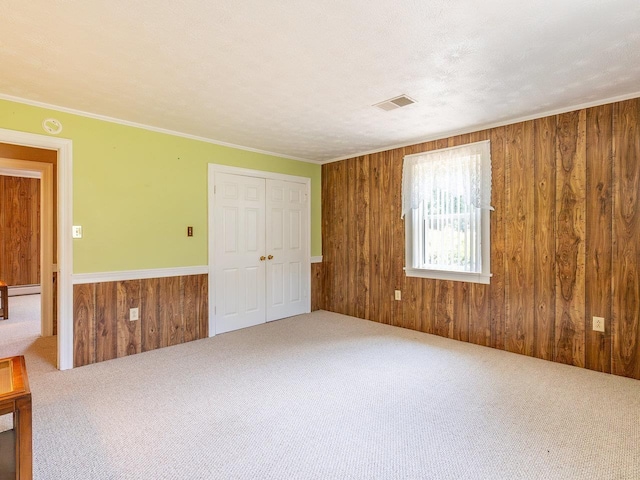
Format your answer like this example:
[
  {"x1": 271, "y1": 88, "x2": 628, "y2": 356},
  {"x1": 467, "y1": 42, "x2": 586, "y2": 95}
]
[{"x1": 213, "y1": 171, "x2": 310, "y2": 334}]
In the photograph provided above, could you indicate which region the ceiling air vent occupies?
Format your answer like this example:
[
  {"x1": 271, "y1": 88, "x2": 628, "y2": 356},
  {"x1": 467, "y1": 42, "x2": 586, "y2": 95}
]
[{"x1": 374, "y1": 95, "x2": 416, "y2": 111}]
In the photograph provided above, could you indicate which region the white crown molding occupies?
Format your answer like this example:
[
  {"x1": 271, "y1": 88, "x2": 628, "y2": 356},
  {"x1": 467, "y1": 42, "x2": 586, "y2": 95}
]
[
  {"x1": 72, "y1": 265, "x2": 209, "y2": 284},
  {"x1": 0, "y1": 93, "x2": 320, "y2": 165},
  {"x1": 321, "y1": 90, "x2": 640, "y2": 164},
  {"x1": 311, "y1": 256, "x2": 323, "y2": 263}
]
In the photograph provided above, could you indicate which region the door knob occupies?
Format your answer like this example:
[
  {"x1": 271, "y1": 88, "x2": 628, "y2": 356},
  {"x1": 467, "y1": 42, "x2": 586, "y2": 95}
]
[
  {"x1": 260, "y1": 256, "x2": 266, "y2": 261},
  {"x1": 268, "y1": 255, "x2": 274, "y2": 260}
]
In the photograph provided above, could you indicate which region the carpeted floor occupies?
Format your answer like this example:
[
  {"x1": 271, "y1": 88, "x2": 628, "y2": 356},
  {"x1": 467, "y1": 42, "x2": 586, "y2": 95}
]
[
  {"x1": 0, "y1": 294, "x2": 56, "y2": 433},
  {"x1": 1, "y1": 298, "x2": 639, "y2": 479}
]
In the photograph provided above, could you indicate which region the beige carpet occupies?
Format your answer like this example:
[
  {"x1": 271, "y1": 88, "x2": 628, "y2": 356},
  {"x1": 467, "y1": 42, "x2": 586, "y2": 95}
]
[
  {"x1": 1, "y1": 300, "x2": 639, "y2": 479},
  {"x1": 0, "y1": 294, "x2": 56, "y2": 433}
]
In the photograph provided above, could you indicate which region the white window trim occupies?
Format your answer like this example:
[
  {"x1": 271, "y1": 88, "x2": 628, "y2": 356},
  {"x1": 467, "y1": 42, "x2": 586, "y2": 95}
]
[
  {"x1": 404, "y1": 204, "x2": 491, "y2": 284},
  {"x1": 403, "y1": 140, "x2": 492, "y2": 285}
]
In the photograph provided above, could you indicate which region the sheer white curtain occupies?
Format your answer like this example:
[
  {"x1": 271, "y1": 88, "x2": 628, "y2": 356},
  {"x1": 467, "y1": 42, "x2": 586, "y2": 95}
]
[
  {"x1": 402, "y1": 140, "x2": 492, "y2": 272},
  {"x1": 402, "y1": 140, "x2": 492, "y2": 217}
]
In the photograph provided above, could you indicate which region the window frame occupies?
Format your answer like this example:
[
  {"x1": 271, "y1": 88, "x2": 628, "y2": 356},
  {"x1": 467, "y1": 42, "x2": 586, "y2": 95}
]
[{"x1": 403, "y1": 141, "x2": 492, "y2": 285}]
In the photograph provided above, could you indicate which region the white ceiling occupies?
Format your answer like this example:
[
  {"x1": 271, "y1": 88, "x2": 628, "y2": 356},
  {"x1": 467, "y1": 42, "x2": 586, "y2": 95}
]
[{"x1": 1, "y1": 0, "x2": 639, "y2": 163}]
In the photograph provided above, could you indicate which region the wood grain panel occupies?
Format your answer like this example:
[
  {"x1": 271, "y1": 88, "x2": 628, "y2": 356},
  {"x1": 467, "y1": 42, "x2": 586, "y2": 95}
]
[
  {"x1": 555, "y1": 110, "x2": 586, "y2": 367},
  {"x1": 311, "y1": 262, "x2": 323, "y2": 311},
  {"x1": 379, "y1": 150, "x2": 394, "y2": 325},
  {"x1": 335, "y1": 161, "x2": 349, "y2": 315},
  {"x1": 368, "y1": 156, "x2": 382, "y2": 323},
  {"x1": 345, "y1": 156, "x2": 358, "y2": 318},
  {"x1": 320, "y1": 163, "x2": 332, "y2": 310},
  {"x1": 612, "y1": 99, "x2": 640, "y2": 379},
  {"x1": 117, "y1": 280, "x2": 141, "y2": 357},
  {"x1": 435, "y1": 280, "x2": 454, "y2": 338},
  {"x1": 73, "y1": 284, "x2": 95, "y2": 367},
  {"x1": 159, "y1": 276, "x2": 183, "y2": 347},
  {"x1": 452, "y1": 281, "x2": 469, "y2": 342},
  {"x1": 585, "y1": 104, "x2": 613, "y2": 373},
  {"x1": 355, "y1": 155, "x2": 370, "y2": 320},
  {"x1": 420, "y1": 279, "x2": 436, "y2": 335},
  {"x1": 489, "y1": 126, "x2": 507, "y2": 350},
  {"x1": 325, "y1": 162, "x2": 349, "y2": 315},
  {"x1": 141, "y1": 278, "x2": 161, "y2": 352},
  {"x1": 182, "y1": 276, "x2": 197, "y2": 343},
  {"x1": 197, "y1": 275, "x2": 208, "y2": 338},
  {"x1": 504, "y1": 121, "x2": 535, "y2": 356},
  {"x1": 533, "y1": 116, "x2": 556, "y2": 361},
  {"x1": 95, "y1": 281, "x2": 117, "y2": 362},
  {"x1": 403, "y1": 277, "x2": 420, "y2": 331},
  {"x1": 0, "y1": 176, "x2": 40, "y2": 286},
  {"x1": 183, "y1": 274, "x2": 208, "y2": 341}
]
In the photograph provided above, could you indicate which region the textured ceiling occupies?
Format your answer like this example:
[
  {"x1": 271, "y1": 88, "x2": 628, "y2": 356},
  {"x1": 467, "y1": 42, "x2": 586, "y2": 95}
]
[{"x1": 1, "y1": 0, "x2": 639, "y2": 163}]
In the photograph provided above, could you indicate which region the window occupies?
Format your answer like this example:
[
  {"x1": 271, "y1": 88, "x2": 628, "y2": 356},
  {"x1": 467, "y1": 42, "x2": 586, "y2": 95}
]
[{"x1": 402, "y1": 140, "x2": 492, "y2": 284}]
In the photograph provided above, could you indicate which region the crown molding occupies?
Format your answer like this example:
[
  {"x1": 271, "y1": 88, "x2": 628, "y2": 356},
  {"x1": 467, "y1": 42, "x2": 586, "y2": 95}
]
[
  {"x1": 321, "y1": 90, "x2": 640, "y2": 164},
  {"x1": 0, "y1": 93, "x2": 320, "y2": 164}
]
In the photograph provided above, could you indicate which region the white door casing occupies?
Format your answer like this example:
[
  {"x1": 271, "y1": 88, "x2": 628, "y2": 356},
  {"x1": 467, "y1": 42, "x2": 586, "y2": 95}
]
[
  {"x1": 208, "y1": 164, "x2": 311, "y2": 336},
  {"x1": 0, "y1": 127, "x2": 73, "y2": 370}
]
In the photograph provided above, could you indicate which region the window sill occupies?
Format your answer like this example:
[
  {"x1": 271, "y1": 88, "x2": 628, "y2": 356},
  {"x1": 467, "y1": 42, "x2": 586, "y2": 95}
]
[{"x1": 405, "y1": 267, "x2": 492, "y2": 285}]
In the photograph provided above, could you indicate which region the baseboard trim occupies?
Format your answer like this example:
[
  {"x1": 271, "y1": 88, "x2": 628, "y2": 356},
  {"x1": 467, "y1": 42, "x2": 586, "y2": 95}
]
[
  {"x1": 72, "y1": 266, "x2": 209, "y2": 284},
  {"x1": 8, "y1": 285, "x2": 41, "y2": 296},
  {"x1": 311, "y1": 256, "x2": 323, "y2": 263}
]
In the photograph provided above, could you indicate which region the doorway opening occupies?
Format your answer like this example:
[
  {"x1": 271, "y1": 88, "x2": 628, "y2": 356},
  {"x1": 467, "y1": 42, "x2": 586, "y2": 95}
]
[
  {"x1": 0, "y1": 151, "x2": 55, "y2": 335},
  {"x1": 0, "y1": 128, "x2": 73, "y2": 370}
]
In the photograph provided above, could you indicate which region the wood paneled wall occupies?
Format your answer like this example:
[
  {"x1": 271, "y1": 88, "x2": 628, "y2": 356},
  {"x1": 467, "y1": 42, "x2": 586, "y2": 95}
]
[
  {"x1": 311, "y1": 262, "x2": 323, "y2": 311},
  {"x1": 321, "y1": 98, "x2": 640, "y2": 380},
  {"x1": 0, "y1": 175, "x2": 40, "y2": 286},
  {"x1": 0, "y1": 143, "x2": 57, "y2": 264},
  {"x1": 73, "y1": 274, "x2": 208, "y2": 367}
]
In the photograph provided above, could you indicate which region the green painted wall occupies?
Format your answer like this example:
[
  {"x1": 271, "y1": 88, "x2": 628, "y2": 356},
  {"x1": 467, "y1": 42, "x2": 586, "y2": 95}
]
[{"x1": 0, "y1": 99, "x2": 322, "y2": 273}]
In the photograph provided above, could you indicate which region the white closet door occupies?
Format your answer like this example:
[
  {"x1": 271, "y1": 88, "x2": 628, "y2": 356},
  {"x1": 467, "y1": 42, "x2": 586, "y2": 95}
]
[
  {"x1": 214, "y1": 173, "x2": 266, "y2": 334},
  {"x1": 265, "y1": 179, "x2": 309, "y2": 321}
]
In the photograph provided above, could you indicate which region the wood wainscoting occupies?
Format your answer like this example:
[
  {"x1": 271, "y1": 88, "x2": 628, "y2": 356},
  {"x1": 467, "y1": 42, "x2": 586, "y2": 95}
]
[
  {"x1": 321, "y1": 97, "x2": 640, "y2": 380},
  {"x1": 311, "y1": 262, "x2": 323, "y2": 311},
  {"x1": 73, "y1": 274, "x2": 208, "y2": 367}
]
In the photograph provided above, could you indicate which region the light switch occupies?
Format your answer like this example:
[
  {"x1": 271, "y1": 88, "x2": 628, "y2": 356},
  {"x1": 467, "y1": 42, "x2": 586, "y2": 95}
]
[{"x1": 72, "y1": 225, "x2": 83, "y2": 238}]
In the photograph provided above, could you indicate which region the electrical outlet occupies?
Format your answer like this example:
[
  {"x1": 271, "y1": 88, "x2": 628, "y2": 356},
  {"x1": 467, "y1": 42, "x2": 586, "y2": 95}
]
[
  {"x1": 130, "y1": 307, "x2": 139, "y2": 321},
  {"x1": 72, "y1": 225, "x2": 83, "y2": 238},
  {"x1": 593, "y1": 316, "x2": 605, "y2": 333},
  {"x1": 394, "y1": 290, "x2": 402, "y2": 301}
]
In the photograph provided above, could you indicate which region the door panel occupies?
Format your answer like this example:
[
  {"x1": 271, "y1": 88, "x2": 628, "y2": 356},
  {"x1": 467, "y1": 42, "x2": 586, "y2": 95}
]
[
  {"x1": 214, "y1": 173, "x2": 266, "y2": 334},
  {"x1": 289, "y1": 261, "x2": 302, "y2": 302},
  {"x1": 266, "y1": 179, "x2": 309, "y2": 321},
  {"x1": 222, "y1": 268, "x2": 239, "y2": 315}
]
